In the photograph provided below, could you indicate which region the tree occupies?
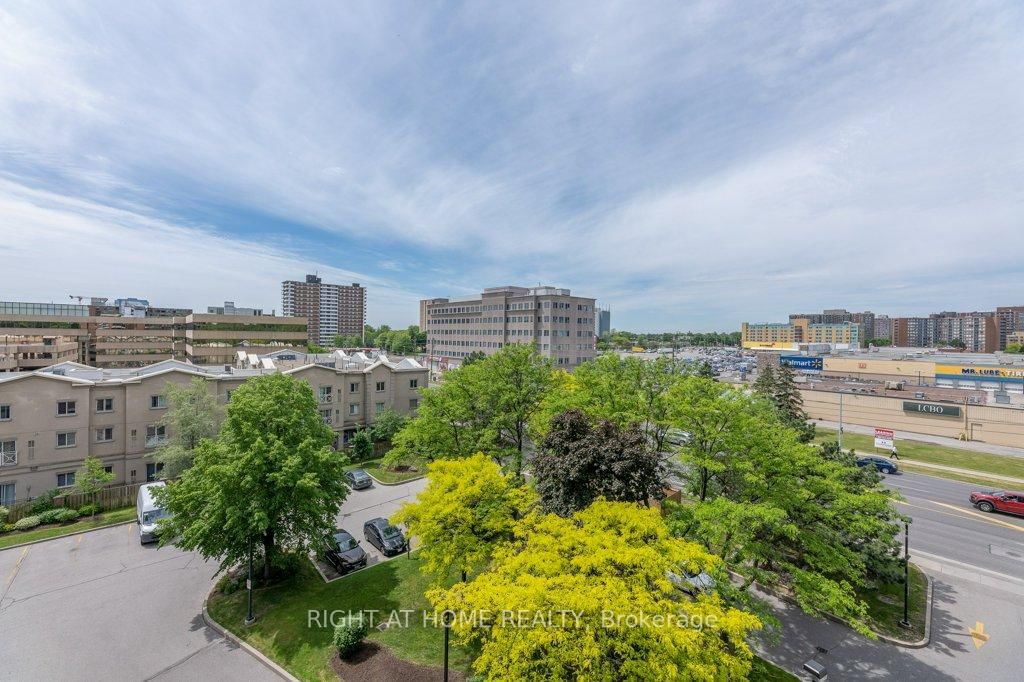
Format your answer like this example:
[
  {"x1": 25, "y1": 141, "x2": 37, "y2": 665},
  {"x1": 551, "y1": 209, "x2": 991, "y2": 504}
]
[
  {"x1": 307, "y1": 343, "x2": 329, "y2": 353},
  {"x1": 75, "y1": 456, "x2": 115, "y2": 518},
  {"x1": 948, "y1": 338, "x2": 967, "y2": 350},
  {"x1": 1006, "y1": 342, "x2": 1023, "y2": 354},
  {"x1": 333, "y1": 334, "x2": 362, "y2": 348},
  {"x1": 752, "y1": 363, "x2": 775, "y2": 397},
  {"x1": 694, "y1": 360, "x2": 716, "y2": 379},
  {"x1": 152, "y1": 377, "x2": 221, "y2": 478},
  {"x1": 429, "y1": 501, "x2": 761, "y2": 681},
  {"x1": 461, "y1": 350, "x2": 487, "y2": 365},
  {"x1": 665, "y1": 376, "x2": 903, "y2": 633},
  {"x1": 772, "y1": 362, "x2": 815, "y2": 442},
  {"x1": 391, "y1": 453, "x2": 534, "y2": 582},
  {"x1": 155, "y1": 373, "x2": 348, "y2": 581},
  {"x1": 866, "y1": 338, "x2": 892, "y2": 347},
  {"x1": 350, "y1": 427, "x2": 374, "y2": 462},
  {"x1": 370, "y1": 408, "x2": 407, "y2": 443},
  {"x1": 533, "y1": 410, "x2": 664, "y2": 516}
]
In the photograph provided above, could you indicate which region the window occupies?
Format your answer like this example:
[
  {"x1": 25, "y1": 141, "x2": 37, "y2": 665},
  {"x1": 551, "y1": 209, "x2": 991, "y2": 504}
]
[
  {"x1": 145, "y1": 462, "x2": 163, "y2": 482},
  {"x1": 318, "y1": 386, "x2": 333, "y2": 402},
  {"x1": 57, "y1": 400, "x2": 76, "y2": 416},
  {"x1": 375, "y1": 401, "x2": 385, "y2": 414},
  {"x1": 0, "y1": 404, "x2": 9, "y2": 421},
  {"x1": 0, "y1": 440, "x2": 16, "y2": 466},
  {"x1": 409, "y1": 379, "x2": 419, "y2": 389},
  {"x1": 225, "y1": 389, "x2": 233, "y2": 402},
  {"x1": 349, "y1": 403, "x2": 360, "y2": 416},
  {"x1": 320, "y1": 408, "x2": 333, "y2": 424},
  {"x1": 409, "y1": 398, "x2": 419, "y2": 410},
  {"x1": 96, "y1": 397, "x2": 114, "y2": 413},
  {"x1": 150, "y1": 395, "x2": 167, "y2": 409},
  {"x1": 57, "y1": 471, "x2": 76, "y2": 488},
  {"x1": 103, "y1": 465, "x2": 113, "y2": 474},
  {"x1": 95, "y1": 427, "x2": 114, "y2": 443},
  {"x1": 145, "y1": 425, "x2": 167, "y2": 448},
  {"x1": 56, "y1": 431, "x2": 77, "y2": 448},
  {"x1": 375, "y1": 381, "x2": 386, "y2": 392},
  {"x1": 349, "y1": 382, "x2": 360, "y2": 393},
  {"x1": 0, "y1": 482, "x2": 14, "y2": 506}
]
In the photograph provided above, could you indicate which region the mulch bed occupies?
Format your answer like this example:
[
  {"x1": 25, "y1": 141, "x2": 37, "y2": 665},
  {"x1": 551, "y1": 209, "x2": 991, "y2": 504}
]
[{"x1": 331, "y1": 641, "x2": 466, "y2": 682}]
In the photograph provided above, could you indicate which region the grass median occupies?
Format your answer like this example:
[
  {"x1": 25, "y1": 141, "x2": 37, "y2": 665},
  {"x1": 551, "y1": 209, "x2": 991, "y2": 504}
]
[
  {"x1": 344, "y1": 458, "x2": 424, "y2": 484},
  {"x1": 858, "y1": 563, "x2": 929, "y2": 641},
  {"x1": 0, "y1": 507, "x2": 137, "y2": 550},
  {"x1": 813, "y1": 428, "x2": 1024, "y2": 482}
]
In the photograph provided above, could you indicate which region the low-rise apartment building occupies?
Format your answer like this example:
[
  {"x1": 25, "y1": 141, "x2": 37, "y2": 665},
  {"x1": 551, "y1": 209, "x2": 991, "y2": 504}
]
[
  {"x1": 742, "y1": 320, "x2": 861, "y2": 349},
  {"x1": 421, "y1": 286, "x2": 597, "y2": 367},
  {"x1": 0, "y1": 351, "x2": 426, "y2": 506}
]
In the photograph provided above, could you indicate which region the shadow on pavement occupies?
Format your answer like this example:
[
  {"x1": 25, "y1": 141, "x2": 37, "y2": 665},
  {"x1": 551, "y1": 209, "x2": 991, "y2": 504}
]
[{"x1": 926, "y1": 579, "x2": 969, "y2": 658}]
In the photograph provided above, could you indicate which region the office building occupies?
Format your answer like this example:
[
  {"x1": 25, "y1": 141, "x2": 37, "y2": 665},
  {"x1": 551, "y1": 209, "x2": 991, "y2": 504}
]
[
  {"x1": 0, "y1": 351, "x2": 427, "y2": 506},
  {"x1": 0, "y1": 335, "x2": 79, "y2": 372},
  {"x1": 421, "y1": 286, "x2": 597, "y2": 367},
  {"x1": 282, "y1": 275, "x2": 366, "y2": 346},
  {"x1": 206, "y1": 301, "x2": 264, "y2": 316},
  {"x1": 0, "y1": 300, "x2": 307, "y2": 369},
  {"x1": 596, "y1": 307, "x2": 611, "y2": 337}
]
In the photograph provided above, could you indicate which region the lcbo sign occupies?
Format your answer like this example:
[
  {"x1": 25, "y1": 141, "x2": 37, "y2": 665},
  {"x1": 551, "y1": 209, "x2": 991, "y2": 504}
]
[{"x1": 902, "y1": 401, "x2": 961, "y2": 417}]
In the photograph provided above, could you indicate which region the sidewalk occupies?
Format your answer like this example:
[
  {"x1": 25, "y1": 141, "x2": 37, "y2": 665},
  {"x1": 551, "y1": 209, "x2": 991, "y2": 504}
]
[{"x1": 815, "y1": 421, "x2": 1024, "y2": 458}]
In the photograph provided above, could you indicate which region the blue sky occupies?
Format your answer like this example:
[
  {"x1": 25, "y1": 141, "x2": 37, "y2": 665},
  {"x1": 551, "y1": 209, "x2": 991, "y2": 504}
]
[{"x1": 1, "y1": 1, "x2": 1022, "y2": 330}]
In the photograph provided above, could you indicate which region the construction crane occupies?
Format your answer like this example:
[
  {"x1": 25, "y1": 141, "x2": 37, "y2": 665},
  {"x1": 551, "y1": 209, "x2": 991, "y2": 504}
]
[{"x1": 68, "y1": 295, "x2": 107, "y2": 305}]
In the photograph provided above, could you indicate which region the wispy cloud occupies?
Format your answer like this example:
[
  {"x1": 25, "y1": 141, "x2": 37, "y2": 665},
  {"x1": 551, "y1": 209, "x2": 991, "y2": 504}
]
[{"x1": 1, "y1": 0, "x2": 1021, "y2": 329}]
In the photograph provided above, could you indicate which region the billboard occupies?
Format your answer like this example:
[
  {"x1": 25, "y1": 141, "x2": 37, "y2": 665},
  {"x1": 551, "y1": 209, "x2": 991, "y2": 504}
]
[
  {"x1": 742, "y1": 341, "x2": 799, "y2": 350},
  {"x1": 902, "y1": 401, "x2": 961, "y2": 417},
  {"x1": 874, "y1": 427, "x2": 894, "y2": 450},
  {"x1": 780, "y1": 355, "x2": 823, "y2": 371},
  {"x1": 935, "y1": 364, "x2": 1024, "y2": 384}
]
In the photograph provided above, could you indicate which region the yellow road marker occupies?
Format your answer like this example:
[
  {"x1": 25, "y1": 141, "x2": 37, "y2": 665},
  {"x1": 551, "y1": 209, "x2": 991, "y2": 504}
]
[
  {"x1": 969, "y1": 621, "x2": 989, "y2": 649},
  {"x1": 5, "y1": 547, "x2": 29, "y2": 587},
  {"x1": 897, "y1": 500, "x2": 1024, "y2": 533}
]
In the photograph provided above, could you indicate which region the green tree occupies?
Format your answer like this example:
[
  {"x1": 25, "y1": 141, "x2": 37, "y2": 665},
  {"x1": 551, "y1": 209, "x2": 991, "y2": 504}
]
[
  {"x1": 533, "y1": 409, "x2": 665, "y2": 516},
  {"x1": 1007, "y1": 342, "x2": 1024, "y2": 354},
  {"x1": 307, "y1": 343, "x2": 329, "y2": 354},
  {"x1": 350, "y1": 427, "x2": 374, "y2": 462},
  {"x1": 866, "y1": 337, "x2": 892, "y2": 347},
  {"x1": 391, "y1": 453, "x2": 534, "y2": 582},
  {"x1": 948, "y1": 338, "x2": 967, "y2": 349},
  {"x1": 460, "y1": 350, "x2": 487, "y2": 365},
  {"x1": 153, "y1": 377, "x2": 221, "y2": 478},
  {"x1": 370, "y1": 408, "x2": 407, "y2": 443},
  {"x1": 665, "y1": 377, "x2": 903, "y2": 633},
  {"x1": 772, "y1": 362, "x2": 815, "y2": 442},
  {"x1": 333, "y1": 334, "x2": 363, "y2": 348},
  {"x1": 694, "y1": 359, "x2": 717, "y2": 379},
  {"x1": 155, "y1": 373, "x2": 348, "y2": 581},
  {"x1": 75, "y1": 456, "x2": 115, "y2": 518},
  {"x1": 752, "y1": 363, "x2": 775, "y2": 397},
  {"x1": 430, "y1": 501, "x2": 761, "y2": 681}
]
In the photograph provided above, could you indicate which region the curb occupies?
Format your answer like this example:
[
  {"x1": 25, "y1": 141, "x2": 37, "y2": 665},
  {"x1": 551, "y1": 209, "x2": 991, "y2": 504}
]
[
  {"x1": 365, "y1": 472, "x2": 424, "y2": 487},
  {"x1": 0, "y1": 519, "x2": 135, "y2": 552},
  {"x1": 202, "y1": 584, "x2": 299, "y2": 682}
]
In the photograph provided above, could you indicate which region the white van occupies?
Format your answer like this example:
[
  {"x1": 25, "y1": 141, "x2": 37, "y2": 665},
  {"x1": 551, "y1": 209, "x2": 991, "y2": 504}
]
[{"x1": 137, "y1": 482, "x2": 168, "y2": 544}]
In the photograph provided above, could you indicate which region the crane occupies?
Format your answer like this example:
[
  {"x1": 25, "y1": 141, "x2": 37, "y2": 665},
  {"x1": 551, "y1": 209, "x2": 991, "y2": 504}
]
[{"x1": 69, "y1": 295, "x2": 107, "y2": 305}]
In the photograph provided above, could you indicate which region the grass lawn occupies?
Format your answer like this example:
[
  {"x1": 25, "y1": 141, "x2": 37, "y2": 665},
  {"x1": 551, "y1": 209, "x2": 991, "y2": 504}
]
[
  {"x1": 0, "y1": 507, "x2": 136, "y2": 550},
  {"x1": 345, "y1": 458, "x2": 423, "y2": 484},
  {"x1": 207, "y1": 553, "x2": 475, "y2": 681},
  {"x1": 857, "y1": 563, "x2": 928, "y2": 641},
  {"x1": 750, "y1": 656, "x2": 799, "y2": 681},
  {"x1": 813, "y1": 428, "x2": 1024, "y2": 481}
]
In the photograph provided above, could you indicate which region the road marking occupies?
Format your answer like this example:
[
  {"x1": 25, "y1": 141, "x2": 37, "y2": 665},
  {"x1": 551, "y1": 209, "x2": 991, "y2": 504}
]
[
  {"x1": 969, "y1": 621, "x2": 990, "y2": 649},
  {"x1": 897, "y1": 500, "x2": 1024, "y2": 532},
  {"x1": 2, "y1": 547, "x2": 29, "y2": 602}
]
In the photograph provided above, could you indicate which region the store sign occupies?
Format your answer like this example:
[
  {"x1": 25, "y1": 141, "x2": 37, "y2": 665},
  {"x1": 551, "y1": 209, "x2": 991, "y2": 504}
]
[
  {"x1": 874, "y1": 427, "x2": 894, "y2": 450},
  {"x1": 935, "y1": 364, "x2": 1024, "y2": 383},
  {"x1": 780, "y1": 355, "x2": 823, "y2": 371},
  {"x1": 902, "y1": 401, "x2": 961, "y2": 417}
]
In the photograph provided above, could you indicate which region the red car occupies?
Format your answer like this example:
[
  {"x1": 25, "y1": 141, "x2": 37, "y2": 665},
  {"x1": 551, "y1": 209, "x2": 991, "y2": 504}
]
[{"x1": 969, "y1": 490, "x2": 1024, "y2": 516}]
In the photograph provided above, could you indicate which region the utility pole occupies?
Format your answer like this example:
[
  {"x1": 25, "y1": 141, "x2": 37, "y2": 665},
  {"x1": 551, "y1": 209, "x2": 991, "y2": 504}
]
[
  {"x1": 899, "y1": 522, "x2": 911, "y2": 628},
  {"x1": 245, "y1": 536, "x2": 256, "y2": 626},
  {"x1": 838, "y1": 391, "x2": 844, "y2": 450}
]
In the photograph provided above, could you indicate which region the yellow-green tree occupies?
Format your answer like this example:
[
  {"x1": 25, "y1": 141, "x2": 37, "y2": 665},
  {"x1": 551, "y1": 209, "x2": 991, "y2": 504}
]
[
  {"x1": 391, "y1": 453, "x2": 535, "y2": 582},
  {"x1": 430, "y1": 501, "x2": 761, "y2": 681}
]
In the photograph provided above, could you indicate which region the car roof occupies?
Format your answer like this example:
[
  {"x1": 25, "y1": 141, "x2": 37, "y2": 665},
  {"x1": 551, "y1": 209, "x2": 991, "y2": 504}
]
[
  {"x1": 333, "y1": 529, "x2": 354, "y2": 539},
  {"x1": 349, "y1": 468, "x2": 369, "y2": 476},
  {"x1": 364, "y1": 517, "x2": 389, "y2": 529}
]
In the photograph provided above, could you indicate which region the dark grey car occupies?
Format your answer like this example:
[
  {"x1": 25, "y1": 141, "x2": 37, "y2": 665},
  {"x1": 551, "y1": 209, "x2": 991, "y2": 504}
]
[
  {"x1": 323, "y1": 529, "x2": 367, "y2": 573},
  {"x1": 345, "y1": 469, "x2": 373, "y2": 490},
  {"x1": 363, "y1": 517, "x2": 408, "y2": 556}
]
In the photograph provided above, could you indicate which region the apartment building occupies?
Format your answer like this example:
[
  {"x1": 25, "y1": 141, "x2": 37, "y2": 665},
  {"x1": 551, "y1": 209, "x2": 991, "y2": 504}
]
[
  {"x1": 789, "y1": 309, "x2": 876, "y2": 340},
  {"x1": 873, "y1": 315, "x2": 893, "y2": 342},
  {"x1": 206, "y1": 301, "x2": 264, "y2": 316},
  {"x1": 996, "y1": 306, "x2": 1024, "y2": 350},
  {"x1": 0, "y1": 352, "x2": 426, "y2": 505},
  {"x1": 421, "y1": 286, "x2": 597, "y2": 367},
  {"x1": 892, "y1": 312, "x2": 997, "y2": 353},
  {"x1": 742, "y1": 320, "x2": 861, "y2": 348},
  {"x1": 282, "y1": 275, "x2": 366, "y2": 346},
  {"x1": 0, "y1": 301, "x2": 307, "y2": 369}
]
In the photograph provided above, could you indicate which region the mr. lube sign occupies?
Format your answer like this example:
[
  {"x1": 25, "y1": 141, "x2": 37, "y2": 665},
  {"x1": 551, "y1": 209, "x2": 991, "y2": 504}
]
[{"x1": 902, "y1": 401, "x2": 961, "y2": 417}]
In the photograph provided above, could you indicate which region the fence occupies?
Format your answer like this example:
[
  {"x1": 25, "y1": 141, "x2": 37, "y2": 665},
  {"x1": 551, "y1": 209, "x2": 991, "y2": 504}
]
[{"x1": 5, "y1": 482, "x2": 145, "y2": 523}]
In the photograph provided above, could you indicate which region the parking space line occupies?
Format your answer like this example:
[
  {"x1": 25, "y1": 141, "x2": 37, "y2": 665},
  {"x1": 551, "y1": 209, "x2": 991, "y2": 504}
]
[{"x1": 1, "y1": 547, "x2": 29, "y2": 603}]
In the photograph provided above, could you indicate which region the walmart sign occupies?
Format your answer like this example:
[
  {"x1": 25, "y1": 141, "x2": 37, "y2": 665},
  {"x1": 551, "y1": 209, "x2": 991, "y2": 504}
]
[{"x1": 780, "y1": 356, "x2": 823, "y2": 371}]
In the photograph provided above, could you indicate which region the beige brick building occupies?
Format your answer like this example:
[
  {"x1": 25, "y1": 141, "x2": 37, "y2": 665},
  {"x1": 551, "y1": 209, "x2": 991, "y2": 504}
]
[
  {"x1": 0, "y1": 351, "x2": 426, "y2": 506},
  {"x1": 421, "y1": 286, "x2": 597, "y2": 368},
  {"x1": 281, "y1": 275, "x2": 366, "y2": 346}
]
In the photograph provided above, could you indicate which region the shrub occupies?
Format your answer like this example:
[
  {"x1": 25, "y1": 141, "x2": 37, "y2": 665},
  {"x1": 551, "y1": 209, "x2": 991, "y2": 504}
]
[
  {"x1": 55, "y1": 509, "x2": 80, "y2": 523},
  {"x1": 333, "y1": 615, "x2": 370, "y2": 659},
  {"x1": 38, "y1": 509, "x2": 65, "y2": 524},
  {"x1": 1, "y1": 523, "x2": 14, "y2": 534},
  {"x1": 14, "y1": 515, "x2": 41, "y2": 531},
  {"x1": 77, "y1": 503, "x2": 101, "y2": 517},
  {"x1": 30, "y1": 489, "x2": 60, "y2": 514},
  {"x1": 0, "y1": 505, "x2": 8, "y2": 523}
]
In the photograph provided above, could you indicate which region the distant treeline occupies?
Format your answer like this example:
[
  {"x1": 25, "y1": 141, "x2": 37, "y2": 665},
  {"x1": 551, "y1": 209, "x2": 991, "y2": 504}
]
[{"x1": 598, "y1": 330, "x2": 741, "y2": 350}]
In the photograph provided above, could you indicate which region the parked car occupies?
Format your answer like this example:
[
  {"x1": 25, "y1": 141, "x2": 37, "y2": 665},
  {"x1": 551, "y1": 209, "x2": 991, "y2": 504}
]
[
  {"x1": 363, "y1": 517, "x2": 409, "y2": 556},
  {"x1": 969, "y1": 490, "x2": 1024, "y2": 516},
  {"x1": 323, "y1": 529, "x2": 368, "y2": 573},
  {"x1": 345, "y1": 469, "x2": 373, "y2": 490},
  {"x1": 855, "y1": 456, "x2": 898, "y2": 474}
]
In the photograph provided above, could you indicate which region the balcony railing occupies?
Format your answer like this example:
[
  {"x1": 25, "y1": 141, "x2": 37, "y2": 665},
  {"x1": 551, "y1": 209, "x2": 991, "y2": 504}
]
[{"x1": 1, "y1": 450, "x2": 17, "y2": 466}]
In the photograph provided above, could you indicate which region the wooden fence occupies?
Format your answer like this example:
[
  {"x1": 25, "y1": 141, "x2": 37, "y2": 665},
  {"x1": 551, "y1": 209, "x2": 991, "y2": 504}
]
[{"x1": 6, "y1": 482, "x2": 145, "y2": 523}]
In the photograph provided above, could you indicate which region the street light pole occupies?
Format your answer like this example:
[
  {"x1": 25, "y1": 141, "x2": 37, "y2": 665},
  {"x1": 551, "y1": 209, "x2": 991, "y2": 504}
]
[
  {"x1": 838, "y1": 391, "x2": 844, "y2": 450},
  {"x1": 899, "y1": 522, "x2": 911, "y2": 629},
  {"x1": 442, "y1": 610, "x2": 454, "y2": 682},
  {"x1": 245, "y1": 536, "x2": 256, "y2": 626}
]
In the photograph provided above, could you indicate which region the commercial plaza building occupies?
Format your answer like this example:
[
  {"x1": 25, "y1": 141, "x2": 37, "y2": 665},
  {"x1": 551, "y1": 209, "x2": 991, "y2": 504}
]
[
  {"x1": 281, "y1": 275, "x2": 366, "y2": 346},
  {"x1": 0, "y1": 351, "x2": 427, "y2": 506},
  {"x1": 0, "y1": 301, "x2": 307, "y2": 370},
  {"x1": 420, "y1": 286, "x2": 597, "y2": 367}
]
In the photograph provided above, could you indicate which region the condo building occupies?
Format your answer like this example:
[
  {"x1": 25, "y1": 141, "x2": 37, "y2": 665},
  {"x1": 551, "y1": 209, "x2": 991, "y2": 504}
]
[
  {"x1": 421, "y1": 286, "x2": 597, "y2": 367},
  {"x1": 742, "y1": 319, "x2": 862, "y2": 349},
  {"x1": 281, "y1": 275, "x2": 366, "y2": 346},
  {"x1": 0, "y1": 350, "x2": 426, "y2": 506}
]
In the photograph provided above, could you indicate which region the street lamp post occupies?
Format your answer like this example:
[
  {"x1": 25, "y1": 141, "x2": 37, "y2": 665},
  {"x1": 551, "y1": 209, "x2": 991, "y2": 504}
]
[
  {"x1": 899, "y1": 522, "x2": 911, "y2": 629},
  {"x1": 442, "y1": 610, "x2": 454, "y2": 682},
  {"x1": 245, "y1": 536, "x2": 256, "y2": 626},
  {"x1": 838, "y1": 390, "x2": 844, "y2": 450}
]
